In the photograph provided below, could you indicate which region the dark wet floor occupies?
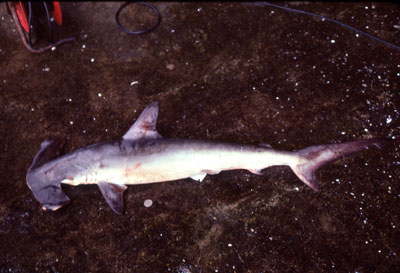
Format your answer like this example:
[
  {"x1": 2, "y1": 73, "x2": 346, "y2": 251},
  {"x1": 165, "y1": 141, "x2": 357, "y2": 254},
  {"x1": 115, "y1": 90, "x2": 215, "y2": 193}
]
[{"x1": 1, "y1": 2, "x2": 400, "y2": 272}]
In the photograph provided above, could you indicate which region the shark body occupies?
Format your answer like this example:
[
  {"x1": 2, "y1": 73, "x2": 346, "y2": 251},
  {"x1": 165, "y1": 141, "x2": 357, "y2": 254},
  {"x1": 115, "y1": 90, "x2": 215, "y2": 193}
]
[{"x1": 26, "y1": 102, "x2": 385, "y2": 214}]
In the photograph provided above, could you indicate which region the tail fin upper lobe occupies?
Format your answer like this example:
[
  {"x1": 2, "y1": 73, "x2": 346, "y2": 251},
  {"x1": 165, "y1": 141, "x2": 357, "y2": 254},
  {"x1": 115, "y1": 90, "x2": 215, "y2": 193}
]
[{"x1": 290, "y1": 139, "x2": 387, "y2": 191}]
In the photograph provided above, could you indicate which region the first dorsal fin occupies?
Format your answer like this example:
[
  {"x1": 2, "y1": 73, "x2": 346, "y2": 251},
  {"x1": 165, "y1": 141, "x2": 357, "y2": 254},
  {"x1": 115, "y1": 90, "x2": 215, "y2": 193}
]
[{"x1": 122, "y1": 101, "x2": 162, "y2": 141}]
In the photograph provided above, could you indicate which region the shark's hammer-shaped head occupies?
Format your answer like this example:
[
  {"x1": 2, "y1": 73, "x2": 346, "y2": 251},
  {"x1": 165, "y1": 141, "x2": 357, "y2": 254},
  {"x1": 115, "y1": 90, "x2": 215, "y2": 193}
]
[{"x1": 26, "y1": 138, "x2": 70, "y2": 211}]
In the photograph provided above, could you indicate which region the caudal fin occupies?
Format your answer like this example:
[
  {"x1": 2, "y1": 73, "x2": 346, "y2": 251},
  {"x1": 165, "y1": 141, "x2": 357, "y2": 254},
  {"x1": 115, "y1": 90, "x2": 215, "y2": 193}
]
[{"x1": 290, "y1": 138, "x2": 387, "y2": 191}]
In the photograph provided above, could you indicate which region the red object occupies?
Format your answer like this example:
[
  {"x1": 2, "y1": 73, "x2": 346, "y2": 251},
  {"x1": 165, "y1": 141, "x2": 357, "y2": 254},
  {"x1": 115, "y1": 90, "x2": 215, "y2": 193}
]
[
  {"x1": 7, "y1": 1, "x2": 74, "y2": 53},
  {"x1": 52, "y1": 1, "x2": 62, "y2": 25},
  {"x1": 14, "y1": 2, "x2": 29, "y2": 32},
  {"x1": 11, "y1": 2, "x2": 63, "y2": 33}
]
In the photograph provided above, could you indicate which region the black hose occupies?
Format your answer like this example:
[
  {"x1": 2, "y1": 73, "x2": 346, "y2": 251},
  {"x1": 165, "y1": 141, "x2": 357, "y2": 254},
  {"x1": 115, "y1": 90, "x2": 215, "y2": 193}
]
[
  {"x1": 115, "y1": 2, "x2": 161, "y2": 35},
  {"x1": 27, "y1": 1, "x2": 33, "y2": 46},
  {"x1": 9, "y1": 2, "x2": 75, "y2": 54},
  {"x1": 42, "y1": 1, "x2": 53, "y2": 42},
  {"x1": 245, "y1": 2, "x2": 400, "y2": 51}
]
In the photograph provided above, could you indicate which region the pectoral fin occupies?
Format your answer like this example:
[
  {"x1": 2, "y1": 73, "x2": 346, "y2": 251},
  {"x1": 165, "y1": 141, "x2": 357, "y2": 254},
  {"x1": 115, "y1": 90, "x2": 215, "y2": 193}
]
[{"x1": 98, "y1": 182, "x2": 127, "y2": 215}]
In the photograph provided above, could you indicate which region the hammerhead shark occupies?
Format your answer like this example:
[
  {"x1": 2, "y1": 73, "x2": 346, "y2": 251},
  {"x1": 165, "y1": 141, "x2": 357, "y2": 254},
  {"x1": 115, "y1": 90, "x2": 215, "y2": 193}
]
[{"x1": 26, "y1": 102, "x2": 385, "y2": 215}]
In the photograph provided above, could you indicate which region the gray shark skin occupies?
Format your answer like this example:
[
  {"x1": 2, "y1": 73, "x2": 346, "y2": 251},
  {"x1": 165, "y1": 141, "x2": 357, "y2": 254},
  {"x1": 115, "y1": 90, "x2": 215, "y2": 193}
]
[{"x1": 26, "y1": 102, "x2": 386, "y2": 215}]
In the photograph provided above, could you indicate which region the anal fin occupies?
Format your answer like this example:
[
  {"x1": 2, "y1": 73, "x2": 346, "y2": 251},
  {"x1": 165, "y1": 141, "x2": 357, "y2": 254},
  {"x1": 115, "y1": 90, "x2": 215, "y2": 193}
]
[
  {"x1": 248, "y1": 169, "x2": 263, "y2": 175},
  {"x1": 98, "y1": 182, "x2": 127, "y2": 215},
  {"x1": 190, "y1": 173, "x2": 207, "y2": 182}
]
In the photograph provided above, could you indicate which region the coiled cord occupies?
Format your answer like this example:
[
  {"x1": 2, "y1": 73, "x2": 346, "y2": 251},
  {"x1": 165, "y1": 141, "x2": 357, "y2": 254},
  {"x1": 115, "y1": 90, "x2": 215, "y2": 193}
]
[{"x1": 115, "y1": 2, "x2": 161, "y2": 35}]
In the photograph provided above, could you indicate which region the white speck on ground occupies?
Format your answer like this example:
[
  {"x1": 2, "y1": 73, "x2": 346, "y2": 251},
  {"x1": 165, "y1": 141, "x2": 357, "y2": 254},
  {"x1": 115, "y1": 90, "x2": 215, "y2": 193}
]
[{"x1": 144, "y1": 199, "x2": 153, "y2": 207}]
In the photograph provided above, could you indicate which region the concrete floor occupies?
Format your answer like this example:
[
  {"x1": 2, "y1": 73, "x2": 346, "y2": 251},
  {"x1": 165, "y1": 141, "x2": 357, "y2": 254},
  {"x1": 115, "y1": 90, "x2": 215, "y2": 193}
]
[{"x1": 1, "y1": 2, "x2": 399, "y2": 272}]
